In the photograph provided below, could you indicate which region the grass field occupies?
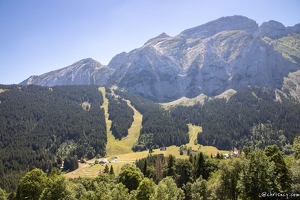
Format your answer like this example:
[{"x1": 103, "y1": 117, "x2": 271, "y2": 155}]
[
  {"x1": 0, "y1": 88, "x2": 7, "y2": 93},
  {"x1": 161, "y1": 89, "x2": 236, "y2": 109},
  {"x1": 107, "y1": 124, "x2": 229, "y2": 161},
  {"x1": 65, "y1": 161, "x2": 129, "y2": 179},
  {"x1": 65, "y1": 89, "x2": 229, "y2": 178},
  {"x1": 99, "y1": 87, "x2": 142, "y2": 155}
]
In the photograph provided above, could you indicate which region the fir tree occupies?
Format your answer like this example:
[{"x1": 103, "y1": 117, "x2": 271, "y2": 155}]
[{"x1": 103, "y1": 165, "x2": 109, "y2": 173}]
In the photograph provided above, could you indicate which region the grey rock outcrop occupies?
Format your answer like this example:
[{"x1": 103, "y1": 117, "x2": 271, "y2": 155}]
[
  {"x1": 106, "y1": 16, "x2": 298, "y2": 101},
  {"x1": 259, "y1": 20, "x2": 289, "y2": 39},
  {"x1": 181, "y1": 15, "x2": 259, "y2": 39},
  {"x1": 20, "y1": 58, "x2": 114, "y2": 86},
  {"x1": 21, "y1": 16, "x2": 300, "y2": 102}
]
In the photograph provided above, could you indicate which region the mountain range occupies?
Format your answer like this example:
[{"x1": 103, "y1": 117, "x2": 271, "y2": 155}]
[{"x1": 20, "y1": 15, "x2": 300, "y2": 102}]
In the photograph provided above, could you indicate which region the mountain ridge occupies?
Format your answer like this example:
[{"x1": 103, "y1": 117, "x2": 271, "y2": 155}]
[
  {"x1": 20, "y1": 58, "x2": 114, "y2": 86},
  {"x1": 20, "y1": 15, "x2": 300, "y2": 102}
]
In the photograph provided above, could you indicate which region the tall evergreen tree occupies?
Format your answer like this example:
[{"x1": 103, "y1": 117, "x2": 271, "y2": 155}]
[
  {"x1": 219, "y1": 158, "x2": 242, "y2": 200},
  {"x1": 165, "y1": 155, "x2": 176, "y2": 178},
  {"x1": 175, "y1": 159, "x2": 192, "y2": 187},
  {"x1": 238, "y1": 150, "x2": 277, "y2": 200},
  {"x1": 264, "y1": 145, "x2": 291, "y2": 192},
  {"x1": 109, "y1": 165, "x2": 115, "y2": 176},
  {"x1": 103, "y1": 165, "x2": 109, "y2": 174},
  {"x1": 195, "y1": 152, "x2": 208, "y2": 180},
  {"x1": 142, "y1": 160, "x2": 148, "y2": 177},
  {"x1": 293, "y1": 136, "x2": 300, "y2": 160},
  {"x1": 292, "y1": 136, "x2": 300, "y2": 193}
]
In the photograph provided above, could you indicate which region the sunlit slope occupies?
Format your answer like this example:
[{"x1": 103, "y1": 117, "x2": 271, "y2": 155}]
[{"x1": 99, "y1": 87, "x2": 142, "y2": 155}]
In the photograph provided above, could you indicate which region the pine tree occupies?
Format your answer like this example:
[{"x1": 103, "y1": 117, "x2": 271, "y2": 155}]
[
  {"x1": 195, "y1": 152, "x2": 207, "y2": 179},
  {"x1": 219, "y1": 158, "x2": 242, "y2": 200},
  {"x1": 264, "y1": 145, "x2": 291, "y2": 192},
  {"x1": 175, "y1": 159, "x2": 192, "y2": 187},
  {"x1": 179, "y1": 148, "x2": 184, "y2": 155},
  {"x1": 103, "y1": 164, "x2": 109, "y2": 173},
  {"x1": 166, "y1": 155, "x2": 176, "y2": 178},
  {"x1": 109, "y1": 165, "x2": 115, "y2": 176},
  {"x1": 238, "y1": 149, "x2": 277, "y2": 200},
  {"x1": 142, "y1": 160, "x2": 147, "y2": 176},
  {"x1": 293, "y1": 136, "x2": 300, "y2": 160},
  {"x1": 187, "y1": 148, "x2": 191, "y2": 156}
]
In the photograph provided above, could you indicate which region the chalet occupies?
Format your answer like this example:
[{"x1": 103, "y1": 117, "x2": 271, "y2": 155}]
[{"x1": 99, "y1": 160, "x2": 109, "y2": 165}]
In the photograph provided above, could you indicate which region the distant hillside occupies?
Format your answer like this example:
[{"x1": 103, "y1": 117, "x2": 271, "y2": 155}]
[
  {"x1": 170, "y1": 86, "x2": 300, "y2": 153},
  {"x1": 0, "y1": 85, "x2": 106, "y2": 191}
]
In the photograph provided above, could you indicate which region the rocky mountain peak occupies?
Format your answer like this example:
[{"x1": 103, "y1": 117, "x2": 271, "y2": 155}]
[
  {"x1": 145, "y1": 32, "x2": 170, "y2": 45},
  {"x1": 20, "y1": 58, "x2": 114, "y2": 86},
  {"x1": 288, "y1": 23, "x2": 300, "y2": 34},
  {"x1": 259, "y1": 20, "x2": 288, "y2": 39},
  {"x1": 21, "y1": 16, "x2": 300, "y2": 102},
  {"x1": 181, "y1": 15, "x2": 258, "y2": 39},
  {"x1": 78, "y1": 57, "x2": 98, "y2": 64}
]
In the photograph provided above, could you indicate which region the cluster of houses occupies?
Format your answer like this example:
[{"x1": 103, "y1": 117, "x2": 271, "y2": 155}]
[
  {"x1": 213, "y1": 148, "x2": 239, "y2": 159},
  {"x1": 92, "y1": 156, "x2": 119, "y2": 166}
]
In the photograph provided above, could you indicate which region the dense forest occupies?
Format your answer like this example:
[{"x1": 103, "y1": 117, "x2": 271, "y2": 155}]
[
  {"x1": 106, "y1": 90, "x2": 134, "y2": 140},
  {"x1": 1, "y1": 84, "x2": 300, "y2": 195},
  {"x1": 0, "y1": 85, "x2": 107, "y2": 191},
  {"x1": 114, "y1": 89, "x2": 189, "y2": 151},
  {"x1": 1, "y1": 138, "x2": 300, "y2": 200},
  {"x1": 170, "y1": 86, "x2": 300, "y2": 153}
]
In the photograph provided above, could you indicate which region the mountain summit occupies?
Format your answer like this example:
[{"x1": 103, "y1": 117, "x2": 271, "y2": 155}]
[
  {"x1": 21, "y1": 16, "x2": 300, "y2": 102},
  {"x1": 20, "y1": 58, "x2": 114, "y2": 86},
  {"x1": 181, "y1": 15, "x2": 259, "y2": 38}
]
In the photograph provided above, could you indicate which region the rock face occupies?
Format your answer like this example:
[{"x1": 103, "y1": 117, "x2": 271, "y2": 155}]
[
  {"x1": 20, "y1": 58, "x2": 114, "y2": 87},
  {"x1": 106, "y1": 16, "x2": 299, "y2": 101},
  {"x1": 21, "y1": 16, "x2": 300, "y2": 102},
  {"x1": 259, "y1": 20, "x2": 288, "y2": 39}
]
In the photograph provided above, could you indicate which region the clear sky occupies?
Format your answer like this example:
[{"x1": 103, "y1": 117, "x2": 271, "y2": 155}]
[{"x1": 0, "y1": 0, "x2": 299, "y2": 84}]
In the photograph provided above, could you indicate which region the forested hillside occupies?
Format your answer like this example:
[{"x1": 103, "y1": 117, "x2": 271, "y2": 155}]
[
  {"x1": 1, "y1": 84, "x2": 300, "y2": 194},
  {"x1": 114, "y1": 90, "x2": 189, "y2": 151},
  {"x1": 106, "y1": 90, "x2": 134, "y2": 140},
  {"x1": 0, "y1": 85, "x2": 106, "y2": 191},
  {"x1": 171, "y1": 86, "x2": 300, "y2": 152}
]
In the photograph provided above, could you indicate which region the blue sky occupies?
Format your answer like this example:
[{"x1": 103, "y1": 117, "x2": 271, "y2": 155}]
[{"x1": 0, "y1": 0, "x2": 299, "y2": 84}]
